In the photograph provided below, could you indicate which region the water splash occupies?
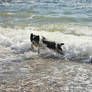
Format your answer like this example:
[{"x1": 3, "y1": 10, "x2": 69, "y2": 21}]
[{"x1": 0, "y1": 25, "x2": 92, "y2": 63}]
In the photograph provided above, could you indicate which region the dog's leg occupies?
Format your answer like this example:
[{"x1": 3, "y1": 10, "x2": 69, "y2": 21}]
[
  {"x1": 60, "y1": 51, "x2": 64, "y2": 55},
  {"x1": 57, "y1": 49, "x2": 64, "y2": 55},
  {"x1": 59, "y1": 51, "x2": 64, "y2": 55},
  {"x1": 38, "y1": 48, "x2": 40, "y2": 54},
  {"x1": 31, "y1": 44, "x2": 34, "y2": 52}
]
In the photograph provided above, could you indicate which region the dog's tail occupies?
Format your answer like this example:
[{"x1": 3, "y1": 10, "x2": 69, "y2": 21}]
[
  {"x1": 57, "y1": 43, "x2": 64, "y2": 55},
  {"x1": 60, "y1": 43, "x2": 64, "y2": 46},
  {"x1": 57, "y1": 43, "x2": 64, "y2": 49}
]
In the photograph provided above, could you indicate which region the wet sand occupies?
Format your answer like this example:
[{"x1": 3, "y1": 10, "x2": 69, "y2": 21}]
[{"x1": 0, "y1": 55, "x2": 92, "y2": 92}]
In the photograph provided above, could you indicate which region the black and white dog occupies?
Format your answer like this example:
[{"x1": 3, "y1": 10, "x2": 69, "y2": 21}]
[{"x1": 30, "y1": 33, "x2": 64, "y2": 55}]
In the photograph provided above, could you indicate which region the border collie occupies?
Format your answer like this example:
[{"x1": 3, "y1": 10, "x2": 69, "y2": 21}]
[{"x1": 30, "y1": 33, "x2": 64, "y2": 55}]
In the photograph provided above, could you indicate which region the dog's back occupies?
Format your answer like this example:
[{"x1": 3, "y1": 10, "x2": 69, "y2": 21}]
[
  {"x1": 42, "y1": 37, "x2": 64, "y2": 54},
  {"x1": 42, "y1": 37, "x2": 56, "y2": 50}
]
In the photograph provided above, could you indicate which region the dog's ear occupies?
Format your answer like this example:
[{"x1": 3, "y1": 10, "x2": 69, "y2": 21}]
[
  {"x1": 30, "y1": 33, "x2": 34, "y2": 41},
  {"x1": 37, "y1": 36, "x2": 39, "y2": 39},
  {"x1": 31, "y1": 33, "x2": 33, "y2": 37},
  {"x1": 36, "y1": 36, "x2": 40, "y2": 42},
  {"x1": 42, "y1": 36, "x2": 46, "y2": 40}
]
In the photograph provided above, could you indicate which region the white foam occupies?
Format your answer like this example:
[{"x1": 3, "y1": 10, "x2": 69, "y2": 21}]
[
  {"x1": 0, "y1": 34, "x2": 12, "y2": 47},
  {"x1": 0, "y1": 26, "x2": 92, "y2": 62}
]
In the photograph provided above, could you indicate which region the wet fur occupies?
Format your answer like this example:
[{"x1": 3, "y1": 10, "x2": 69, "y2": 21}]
[{"x1": 30, "y1": 33, "x2": 64, "y2": 55}]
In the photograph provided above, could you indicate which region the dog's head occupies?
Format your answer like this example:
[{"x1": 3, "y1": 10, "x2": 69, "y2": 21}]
[{"x1": 30, "y1": 33, "x2": 40, "y2": 45}]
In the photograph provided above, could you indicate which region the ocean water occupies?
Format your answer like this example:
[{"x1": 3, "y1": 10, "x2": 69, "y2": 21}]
[
  {"x1": 0, "y1": 0, "x2": 92, "y2": 62},
  {"x1": 0, "y1": 0, "x2": 92, "y2": 27},
  {"x1": 0, "y1": 0, "x2": 92, "y2": 91}
]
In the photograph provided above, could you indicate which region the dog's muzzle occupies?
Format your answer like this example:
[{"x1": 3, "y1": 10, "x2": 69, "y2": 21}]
[{"x1": 32, "y1": 40, "x2": 35, "y2": 44}]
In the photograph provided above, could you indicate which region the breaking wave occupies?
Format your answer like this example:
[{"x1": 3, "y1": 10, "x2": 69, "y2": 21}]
[{"x1": 0, "y1": 24, "x2": 92, "y2": 63}]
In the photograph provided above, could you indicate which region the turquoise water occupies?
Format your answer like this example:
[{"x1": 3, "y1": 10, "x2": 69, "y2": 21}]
[{"x1": 0, "y1": 0, "x2": 92, "y2": 27}]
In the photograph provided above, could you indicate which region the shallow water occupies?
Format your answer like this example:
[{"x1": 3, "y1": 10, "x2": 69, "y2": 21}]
[
  {"x1": 0, "y1": 0, "x2": 92, "y2": 27},
  {"x1": 0, "y1": 57, "x2": 92, "y2": 91},
  {"x1": 0, "y1": 27, "x2": 92, "y2": 91}
]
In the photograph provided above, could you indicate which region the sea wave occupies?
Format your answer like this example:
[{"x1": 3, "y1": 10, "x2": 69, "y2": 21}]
[
  {"x1": 0, "y1": 25, "x2": 92, "y2": 63},
  {"x1": 35, "y1": 24, "x2": 92, "y2": 36},
  {"x1": 0, "y1": 0, "x2": 92, "y2": 27}
]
